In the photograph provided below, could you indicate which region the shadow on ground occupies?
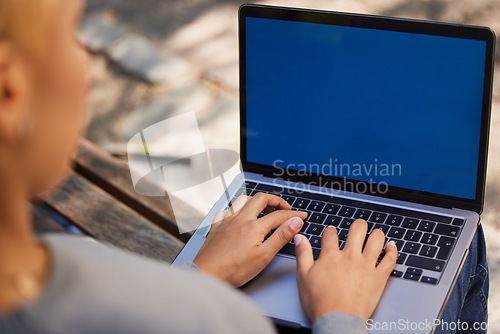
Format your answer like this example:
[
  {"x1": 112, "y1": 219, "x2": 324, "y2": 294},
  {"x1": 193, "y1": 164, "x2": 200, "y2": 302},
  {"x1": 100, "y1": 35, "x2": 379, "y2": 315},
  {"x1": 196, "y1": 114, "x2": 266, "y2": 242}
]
[{"x1": 85, "y1": 0, "x2": 238, "y2": 40}]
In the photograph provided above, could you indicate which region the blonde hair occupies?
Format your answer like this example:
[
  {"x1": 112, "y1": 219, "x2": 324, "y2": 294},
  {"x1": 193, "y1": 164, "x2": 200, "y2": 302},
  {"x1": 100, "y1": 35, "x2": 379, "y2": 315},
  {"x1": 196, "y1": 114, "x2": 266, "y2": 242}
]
[{"x1": 0, "y1": 0, "x2": 54, "y2": 53}]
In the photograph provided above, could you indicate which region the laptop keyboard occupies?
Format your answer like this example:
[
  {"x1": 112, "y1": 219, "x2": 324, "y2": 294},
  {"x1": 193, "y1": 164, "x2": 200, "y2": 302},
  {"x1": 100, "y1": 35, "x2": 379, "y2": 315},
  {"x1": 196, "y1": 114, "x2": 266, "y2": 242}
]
[{"x1": 225, "y1": 181, "x2": 465, "y2": 285}]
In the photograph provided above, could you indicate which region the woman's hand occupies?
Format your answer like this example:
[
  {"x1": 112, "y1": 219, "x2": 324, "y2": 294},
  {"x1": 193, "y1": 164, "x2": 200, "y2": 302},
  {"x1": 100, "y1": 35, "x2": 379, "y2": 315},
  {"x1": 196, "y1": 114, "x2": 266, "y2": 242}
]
[
  {"x1": 295, "y1": 219, "x2": 397, "y2": 322},
  {"x1": 193, "y1": 192, "x2": 307, "y2": 287}
]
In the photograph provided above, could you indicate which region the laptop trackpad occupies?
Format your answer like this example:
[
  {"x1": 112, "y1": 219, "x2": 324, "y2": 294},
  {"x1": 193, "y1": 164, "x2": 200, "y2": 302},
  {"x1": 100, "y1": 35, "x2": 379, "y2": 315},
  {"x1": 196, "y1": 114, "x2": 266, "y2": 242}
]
[{"x1": 242, "y1": 255, "x2": 311, "y2": 328}]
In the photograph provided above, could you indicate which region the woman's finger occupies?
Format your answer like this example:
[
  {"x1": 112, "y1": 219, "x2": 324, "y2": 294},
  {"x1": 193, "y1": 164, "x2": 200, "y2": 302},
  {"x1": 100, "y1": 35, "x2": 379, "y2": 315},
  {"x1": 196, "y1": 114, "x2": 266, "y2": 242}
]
[
  {"x1": 377, "y1": 240, "x2": 398, "y2": 275},
  {"x1": 239, "y1": 192, "x2": 291, "y2": 218},
  {"x1": 258, "y1": 209, "x2": 307, "y2": 231},
  {"x1": 362, "y1": 228, "x2": 386, "y2": 264},
  {"x1": 295, "y1": 234, "x2": 314, "y2": 278},
  {"x1": 343, "y1": 219, "x2": 368, "y2": 253},
  {"x1": 319, "y1": 226, "x2": 339, "y2": 256},
  {"x1": 262, "y1": 217, "x2": 304, "y2": 255},
  {"x1": 229, "y1": 195, "x2": 251, "y2": 214}
]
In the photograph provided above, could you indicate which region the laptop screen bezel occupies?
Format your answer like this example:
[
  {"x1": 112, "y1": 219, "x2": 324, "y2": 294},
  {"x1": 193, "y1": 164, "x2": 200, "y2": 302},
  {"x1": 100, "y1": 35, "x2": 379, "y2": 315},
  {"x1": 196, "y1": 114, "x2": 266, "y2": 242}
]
[{"x1": 239, "y1": 4, "x2": 495, "y2": 214}]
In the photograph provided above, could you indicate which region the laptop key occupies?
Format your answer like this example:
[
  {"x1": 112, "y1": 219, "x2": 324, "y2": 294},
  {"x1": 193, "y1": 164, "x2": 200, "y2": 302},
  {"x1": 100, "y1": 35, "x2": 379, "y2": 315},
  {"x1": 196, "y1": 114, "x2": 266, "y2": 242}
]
[
  {"x1": 307, "y1": 201, "x2": 325, "y2": 212},
  {"x1": 419, "y1": 245, "x2": 438, "y2": 258},
  {"x1": 406, "y1": 267, "x2": 423, "y2": 275},
  {"x1": 403, "y1": 242, "x2": 421, "y2": 254},
  {"x1": 421, "y1": 276, "x2": 439, "y2": 285},
  {"x1": 436, "y1": 236, "x2": 456, "y2": 260},
  {"x1": 323, "y1": 215, "x2": 342, "y2": 227},
  {"x1": 390, "y1": 239, "x2": 405, "y2": 251},
  {"x1": 394, "y1": 210, "x2": 452, "y2": 224},
  {"x1": 353, "y1": 209, "x2": 372, "y2": 220},
  {"x1": 404, "y1": 230, "x2": 422, "y2": 242},
  {"x1": 402, "y1": 218, "x2": 419, "y2": 229},
  {"x1": 406, "y1": 255, "x2": 445, "y2": 272},
  {"x1": 306, "y1": 223, "x2": 324, "y2": 236},
  {"x1": 300, "y1": 222, "x2": 309, "y2": 233},
  {"x1": 373, "y1": 224, "x2": 390, "y2": 234},
  {"x1": 340, "y1": 218, "x2": 355, "y2": 229},
  {"x1": 421, "y1": 233, "x2": 438, "y2": 245},
  {"x1": 452, "y1": 218, "x2": 465, "y2": 226},
  {"x1": 339, "y1": 241, "x2": 345, "y2": 250},
  {"x1": 391, "y1": 270, "x2": 403, "y2": 277},
  {"x1": 404, "y1": 273, "x2": 421, "y2": 281},
  {"x1": 434, "y1": 223, "x2": 460, "y2": 237},
  {"x1": 312, "y1": 248, "x2": 321, "y2": 260},
  {"x1": 417, "y1": 220, "x2": 436, "y2": 232},
  {"x1": 338, "y1": 229, "x2": 349, "y2": 241},
  {"x1": 403, "y1": 268, "x2": 421, "y2": 281},
  {"x1": 293, "y1": 198, "x2": 311, "y2": 210},
  {"x1": 281, "y1": 195, "x2": 296, "y2": 206},
  {"x1": 338, "y1": 206, "x2": 356, "y2": 217},
  {"x1": 387, "y1": 227, "x2": 405, "y2": 239},
  {"x1": 310, "y1": 236, "x2": 321, "y2": 248},
  {"x1": 323, "y1": 204, "x2": 341, "y2": 215},
  {"x1": 324, "y1": 215, "x2": 343, "y2": 227},
  {"x1": 396, "y1": 252, "x2": 407, "y2": 264},
  {"x1": 309, "y1": 213, "x2": 327, "y2": 224},
  {"x1": 386, "y1": 215, "x2": 403, "y2": 226},
  {"x1": 369, "y1": 212, "x2": 387, "y2": 223}
]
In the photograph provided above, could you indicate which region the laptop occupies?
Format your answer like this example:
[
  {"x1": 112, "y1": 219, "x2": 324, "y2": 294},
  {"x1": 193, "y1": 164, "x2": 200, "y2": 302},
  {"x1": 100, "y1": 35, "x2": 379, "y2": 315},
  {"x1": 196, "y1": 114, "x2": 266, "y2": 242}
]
[{"x1": 174, "y1": 4, "x2": 495, "y2": 333}]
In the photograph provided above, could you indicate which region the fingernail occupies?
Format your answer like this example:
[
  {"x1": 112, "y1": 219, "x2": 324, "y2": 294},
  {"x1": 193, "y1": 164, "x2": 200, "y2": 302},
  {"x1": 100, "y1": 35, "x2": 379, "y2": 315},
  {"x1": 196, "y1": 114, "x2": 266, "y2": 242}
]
[
  {"x1": 289, "y1": 217, "x2": 303, "y2": 230},
  {"x1": 388, "y1": 240, "x2": 397, "y2": 249},
  {"x1": 294, "y1": 234, "x2": 303, "y2": 246}
]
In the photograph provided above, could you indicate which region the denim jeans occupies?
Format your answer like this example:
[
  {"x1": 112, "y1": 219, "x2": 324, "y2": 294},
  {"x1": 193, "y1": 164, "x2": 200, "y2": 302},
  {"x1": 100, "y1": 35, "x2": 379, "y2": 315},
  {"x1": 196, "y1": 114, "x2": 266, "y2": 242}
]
[{"x1": 436, "y1": 224, "x2": 489, "y2": 334}]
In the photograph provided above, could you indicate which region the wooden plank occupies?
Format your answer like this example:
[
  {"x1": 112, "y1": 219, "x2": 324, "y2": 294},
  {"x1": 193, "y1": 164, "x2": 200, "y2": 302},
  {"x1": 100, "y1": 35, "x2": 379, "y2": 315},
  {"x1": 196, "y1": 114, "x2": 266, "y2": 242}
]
[
  {"x1": 31, "y1": 205, "x2": 67, "y2": 235},
  {"x1": 74, "y1": 139, "x2": 203, "y2": 242},
  {"x1": 40, "y1": 172, "x2": 184, "y2": 263}
]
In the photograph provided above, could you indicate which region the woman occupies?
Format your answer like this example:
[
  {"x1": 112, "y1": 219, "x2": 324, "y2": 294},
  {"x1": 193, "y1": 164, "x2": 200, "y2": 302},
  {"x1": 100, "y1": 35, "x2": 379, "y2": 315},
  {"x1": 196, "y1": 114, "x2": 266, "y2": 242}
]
[{"x1": 0, "y1": 0, "x2": 488, "y2": 333}]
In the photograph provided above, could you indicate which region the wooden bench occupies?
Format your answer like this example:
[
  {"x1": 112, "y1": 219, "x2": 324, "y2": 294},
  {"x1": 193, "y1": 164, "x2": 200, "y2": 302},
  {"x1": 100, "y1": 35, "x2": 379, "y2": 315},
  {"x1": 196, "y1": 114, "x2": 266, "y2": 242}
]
[{"x1": 32, "y1": 138, "x2": 204, "y2": 263}]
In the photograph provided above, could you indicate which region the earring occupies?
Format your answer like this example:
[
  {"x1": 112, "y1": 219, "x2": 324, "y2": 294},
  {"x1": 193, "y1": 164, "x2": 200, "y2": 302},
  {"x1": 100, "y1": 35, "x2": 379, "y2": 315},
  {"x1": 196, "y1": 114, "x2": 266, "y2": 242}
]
[{"x1": 16, "y1": 116, "x2": 34, "y2": 139}]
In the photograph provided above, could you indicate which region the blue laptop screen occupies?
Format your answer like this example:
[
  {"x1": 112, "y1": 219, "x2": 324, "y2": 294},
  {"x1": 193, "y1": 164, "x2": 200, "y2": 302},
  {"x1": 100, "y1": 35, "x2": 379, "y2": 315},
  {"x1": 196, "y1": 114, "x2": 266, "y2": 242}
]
[{"x1": 245, "y1": 17, "x2": 486, "y2": 200}]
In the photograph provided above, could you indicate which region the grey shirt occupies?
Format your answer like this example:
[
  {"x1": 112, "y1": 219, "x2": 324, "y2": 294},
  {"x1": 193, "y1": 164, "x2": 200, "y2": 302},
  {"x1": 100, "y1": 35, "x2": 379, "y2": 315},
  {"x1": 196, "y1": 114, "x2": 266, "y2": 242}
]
[{"x1": 0, "y1": 234, "x2": 366, "y2": 334}]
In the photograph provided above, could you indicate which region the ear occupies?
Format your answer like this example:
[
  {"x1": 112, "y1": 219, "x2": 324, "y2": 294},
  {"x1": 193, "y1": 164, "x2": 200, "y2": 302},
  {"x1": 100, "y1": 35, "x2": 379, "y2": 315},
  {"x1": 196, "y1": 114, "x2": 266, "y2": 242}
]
[{"x1": 0, "y1": 42, "x2": 31, "y2": 142}]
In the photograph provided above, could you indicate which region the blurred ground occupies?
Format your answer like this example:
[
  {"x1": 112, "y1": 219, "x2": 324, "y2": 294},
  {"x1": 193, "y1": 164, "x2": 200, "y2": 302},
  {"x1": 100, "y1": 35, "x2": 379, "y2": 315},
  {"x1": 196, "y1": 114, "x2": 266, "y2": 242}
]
[{"x1": 81, "y1": 0, "x2": 500, "y2": 330}]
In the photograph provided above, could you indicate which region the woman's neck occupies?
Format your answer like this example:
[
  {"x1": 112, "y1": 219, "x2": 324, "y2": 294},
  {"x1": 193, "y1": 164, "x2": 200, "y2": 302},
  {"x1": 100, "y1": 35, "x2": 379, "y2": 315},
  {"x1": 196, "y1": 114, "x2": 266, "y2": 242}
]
[{"x1": 0, "y1": 169, "x2": 50, "y2": 314}]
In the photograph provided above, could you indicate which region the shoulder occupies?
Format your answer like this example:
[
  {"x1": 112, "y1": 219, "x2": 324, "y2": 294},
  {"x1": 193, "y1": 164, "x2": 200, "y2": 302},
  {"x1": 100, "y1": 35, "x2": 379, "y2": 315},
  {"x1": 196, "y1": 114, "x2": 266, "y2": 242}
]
[{"x1": 12, "y1": 234, "x2": 276, "y2": 334}]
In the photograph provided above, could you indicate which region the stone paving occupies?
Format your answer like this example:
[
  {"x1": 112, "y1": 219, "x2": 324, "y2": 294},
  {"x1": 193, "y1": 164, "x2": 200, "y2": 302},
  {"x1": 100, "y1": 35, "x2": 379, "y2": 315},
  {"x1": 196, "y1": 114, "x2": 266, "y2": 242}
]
[{"x1": 81, "y1": 0, "x2": 500, "y2": 329}]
